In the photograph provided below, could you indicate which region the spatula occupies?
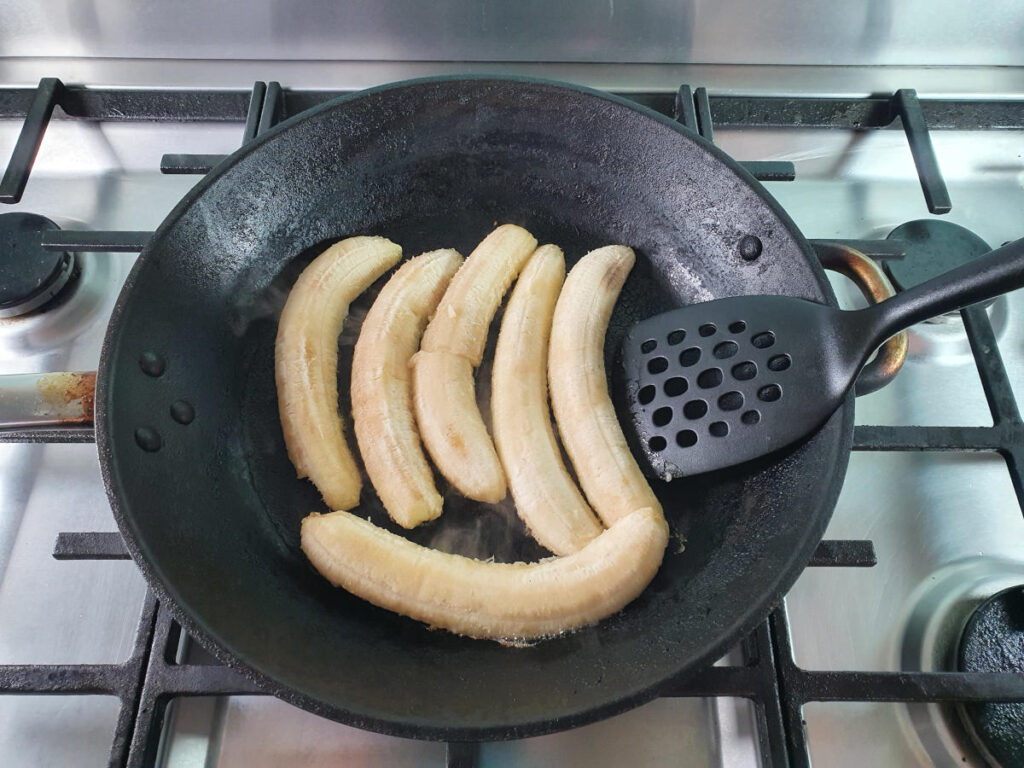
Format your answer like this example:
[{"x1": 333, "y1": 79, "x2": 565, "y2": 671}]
[{"x1": 621, "y1": 237, "x2": 1024, "y2": 479}]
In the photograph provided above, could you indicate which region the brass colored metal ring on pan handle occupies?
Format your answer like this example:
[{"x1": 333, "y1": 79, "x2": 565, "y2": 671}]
[{"x1": 813, "y1": 241, "x2": 908, "y2": 396}]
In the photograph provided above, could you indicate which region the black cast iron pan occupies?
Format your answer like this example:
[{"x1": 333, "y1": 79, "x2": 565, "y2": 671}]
[{"x1": 96, "y1": 76, "x2": 858, "y2": 739}]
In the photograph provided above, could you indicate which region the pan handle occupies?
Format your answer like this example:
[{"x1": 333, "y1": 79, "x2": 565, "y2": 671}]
[
  {"x1": 0, "y1": 372, "x2": 96, "y2": 430},
  {"x1": 813, "y1": 242, "x2": 908, "y2": 396}
]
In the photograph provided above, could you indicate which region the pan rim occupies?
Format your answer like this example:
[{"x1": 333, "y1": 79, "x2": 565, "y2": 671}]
[{"x1": 97, "y1": 74, "x2": 851, "y2": 740}]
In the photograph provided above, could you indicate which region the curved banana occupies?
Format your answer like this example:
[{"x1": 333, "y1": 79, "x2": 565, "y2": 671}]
[
  {"x1": 411, "y1": 350, "x2": 506, "y2": 503},
  {"x1": 301, "y1": 506, "x2": 668, "y2": 641},
  {"x1": 351, "y1": 249, "x2": 463, "y2": 528},
  {"x1": 421, "y1": 223, "x2": 538, "y2": 364},
  {"x1": 492, "y1": 245, "x2": 604, "y2": 555},
  {"x1": 276, "y1": 236, "x2": 402, "y2": 511},
  {"x1": 549, "y1": 245, "x2": 662, "y2": 526},
  {"x1": 415, "y1": 224, "x2": 538, "y2": 502}
]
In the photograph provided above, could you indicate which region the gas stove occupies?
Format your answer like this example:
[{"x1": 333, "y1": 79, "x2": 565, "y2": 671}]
[{"x1": 1, "y1": 65, "x2": 1023, "y2": 768}]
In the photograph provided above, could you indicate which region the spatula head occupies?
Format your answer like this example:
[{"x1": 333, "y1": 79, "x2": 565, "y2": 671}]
[{"x1": 620, "y1": 295, "x2": 852, "y2": 479}]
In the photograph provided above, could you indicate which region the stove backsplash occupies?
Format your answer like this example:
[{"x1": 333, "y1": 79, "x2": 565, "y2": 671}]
[{"x1": 0, "y1": 0, "x2": 1021, "y2": 67}]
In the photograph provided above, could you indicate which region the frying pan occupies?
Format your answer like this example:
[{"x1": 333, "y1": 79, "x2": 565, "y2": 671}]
[{"x1": 91, "y1": 76, "x2": 870, "y2": 739}]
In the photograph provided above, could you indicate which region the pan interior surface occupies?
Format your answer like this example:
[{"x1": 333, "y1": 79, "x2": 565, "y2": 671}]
[{"x1": 99, "y1": 77, "x2": 851, "y2": 739}]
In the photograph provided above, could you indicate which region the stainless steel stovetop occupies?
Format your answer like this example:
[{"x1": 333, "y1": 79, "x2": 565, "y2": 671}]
[{"x1": 1, "y1": 64, "x2": 1023, "y2": 767}]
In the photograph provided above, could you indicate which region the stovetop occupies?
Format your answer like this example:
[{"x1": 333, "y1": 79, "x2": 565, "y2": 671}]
[{"x1": 1, "y1": 71, "x2": 1023, "y2": 767}]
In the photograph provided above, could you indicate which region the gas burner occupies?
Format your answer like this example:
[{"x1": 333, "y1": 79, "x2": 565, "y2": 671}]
[
  {"x1": 899, "y1": 559, "x2": 1024, "y2": 766},
  {"x1": 885, "y1": 219, "x2": 993, "y2": 296},
  {"x1": 0, "y1": 213, "x2": 76, "y2": 318},
  {"x1": 881, "y1": 219, "x2": 1011, "y2": 362},
  {"x1": 0, "y1": 236, "x2": 116, "y2": 361},
  {"x1": 956, "y1": 585, "x2": 1024, "y2": 768}
]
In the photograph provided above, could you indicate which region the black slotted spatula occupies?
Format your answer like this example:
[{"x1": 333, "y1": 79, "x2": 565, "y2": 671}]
[{"x1": 622, "y1": 237, "x2": 1024, "y2": 479}]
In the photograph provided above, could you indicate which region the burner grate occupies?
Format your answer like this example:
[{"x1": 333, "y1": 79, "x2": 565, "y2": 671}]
[
  {"x1": 0, "y1": 527, "x2": 880, "y2": 767},
  {"x1": 1, "y1": 79, "x2": 1023, "y2": 768}
]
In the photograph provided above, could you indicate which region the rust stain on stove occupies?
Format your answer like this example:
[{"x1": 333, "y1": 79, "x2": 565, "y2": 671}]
[{"x1": 35, "y1": 372, "x2": 96, "y2": 424}]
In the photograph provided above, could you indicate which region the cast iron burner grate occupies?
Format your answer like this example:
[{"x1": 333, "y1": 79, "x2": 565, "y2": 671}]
[{"x1": 1, "y1": 79, "x2": 1023, "y2": 768}]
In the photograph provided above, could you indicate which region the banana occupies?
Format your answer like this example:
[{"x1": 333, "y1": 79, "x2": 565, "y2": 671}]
[
  {"x1": 492, "y1": 245, "x2": 604, "y2": 555},
  {"x1": 414, "y1": 224, "x2": 538, "y2": 502},
  {"x1": 421, "y1": 223, "x2": 538, "y2": 364},
  {"x1": 351, "y1": 249, "x2": 463, "y2": 528},
  {"x1": 411, "y1": 350, "x2": 506, "y2": 503},
  {"x1": 276, "y1": 236, "x2": 402, "y2": 511},
  {"x1": 301, "y1": 505, "x2": 668, "y2": 641},
  {"x1": 549, "y1": 245, "x2": 663, "y2": 526}
]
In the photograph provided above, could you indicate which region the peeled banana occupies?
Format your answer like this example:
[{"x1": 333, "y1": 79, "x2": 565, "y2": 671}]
[
  {"x1": 415, "y1": 224, "x2": 538, "y2": 502},
  {"x1": 351, "y1": 249, "x2": 463, "y2": 528},
  {"x1": 301, "y1": 505, "x2": 669, "y2": 641},
  {"x1": 549, "y1": 245, "x2": 663, "y2": 526},
  {"x1": 276, "y1": 236, "x2": 402, "y2": 511},
  {"x1": 421, "y1": 223, "x2": 538, "y2": 364},
  {"x1": 492, "y1": 245, "x2": 605, "y2": 555},
  {"x1": 411, "y1": 350, "x2": 506, "y2": 503}
]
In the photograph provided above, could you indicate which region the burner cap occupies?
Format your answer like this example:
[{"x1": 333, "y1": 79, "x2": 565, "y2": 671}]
[
  {"x1": 956, "y1": 585, "x2": 1024, "y2": 768},
  {"x1": 0, "y1": 212, "x2": 75, "y2": 318},
  {"x1": 885, "y1": 219, "x2": 991, "y2": 293}
]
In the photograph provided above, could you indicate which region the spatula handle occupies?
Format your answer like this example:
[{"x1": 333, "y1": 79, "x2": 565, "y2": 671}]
[{"x1": 860, "y1": 236, "x2": 1024, "y2": 347}]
